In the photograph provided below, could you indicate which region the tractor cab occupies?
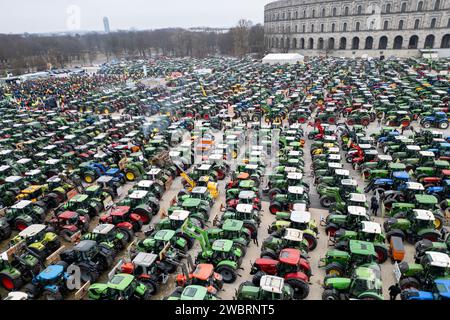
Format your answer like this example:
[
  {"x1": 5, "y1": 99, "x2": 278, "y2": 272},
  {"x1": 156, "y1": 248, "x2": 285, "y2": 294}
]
[
  {"x1": 24, "y1": 169, "x2": 44, "y2": 184},
  {"x1": 412, "y1": 209, "x2": 436, "y2": 230},
  {"x1": 235, "y1": 204, "x2": 259, "y2": 221},
  {"x1": 346, "y1": 193, "x2": 367, "y2": 208},
  {"x1": 121, "y1": 252, "x2": 159, "y2": 279},
  {"x1": 414, "y1": 194, "x2": 439, "y2": 212},
  {"x1": 340, "y1": 179, "x2": 358, "y2": 194},
  {"x1": 287, "y1": 210, "x2": 311, "y2": 231},
  {"x1": 128, "y1": 190, "x2": 150, "y2": 207},
  {"x1": 347, "y1": 267, "x2": 383, "y2": 298},
  {"x1": 346, "y1": 206, "x2": 370, "y2": 226},
  {"x1": 359, "y1": 221, "x2": 383, "y2": 243},
  {"x1": 348, "y1": 240, "x2": 378, "y2": 267},
  {"x1": 286, "y1": 172, "x2": 304, "y2": 186},
  {"x1": 191, "y1": 186, "x2": 212, "y2": 202},
  {"x1": 221, "y1": 219, "x2": 248, "y2": 240},
  {"x1": 211, "y1": 239, "x2": 238, "y2": 261},
  {"x1": 276, "y1": 248, "x2": 308, "y2": 275},
  {"x1": 287, "y1": 186, "x2": 307, "y2": 202},
  {"x1": 11, "y1": 223, "x2": 47, "y2": 245},
  {"x1": 168, "y1": 210, "x2": 191, "y2": 229},
  {"x1": 56, "y1": 210, "x2": 83, "y2": 227},
  {"x1": 238, "y1": 191, "x2": 258, "y2": 205},
  {"x1": 259, "y1": 275, "x2": 292, "y2": 300},
  {"x1": 282, "y1": 228, "x2": 305, "y2": 248},
  {"x1": 421, "y1": 251, "x2": 450, "y2": 279},
  {"x1": 97, "y1": 176, "x2": 120, "y2": 197},
  {"x1": 5, "y1": 200, "x2": 45, "y2": 230},
  {"x1": 177, "y1": 285, "x2": 216, "y2": 300},
  {"x1": 86, "y1": 223, "x2": 120, "y2": 244}
]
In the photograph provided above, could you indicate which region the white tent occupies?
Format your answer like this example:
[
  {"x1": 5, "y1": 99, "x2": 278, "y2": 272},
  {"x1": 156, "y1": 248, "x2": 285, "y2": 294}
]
[{"x1": 262, "y1": 53, "x2": 304, "y2": 65}]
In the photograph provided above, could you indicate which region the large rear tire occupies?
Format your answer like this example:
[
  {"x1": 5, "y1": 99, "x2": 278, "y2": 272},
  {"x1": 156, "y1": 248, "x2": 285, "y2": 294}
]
[
  {"x1": 216, "y1": 265, "x2": 237, "y2": 284},
  {"x1": 286, "y1": 278, "x2": 310, "y2": 300}
]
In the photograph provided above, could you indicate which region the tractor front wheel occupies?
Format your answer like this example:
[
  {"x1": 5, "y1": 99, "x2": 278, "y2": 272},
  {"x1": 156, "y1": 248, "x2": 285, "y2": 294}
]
[
  {"x1": 251, "y1": 271, "x2": 266, "y2": 286},
  {"x1": 421, "y1": 121, "x2": 432, "y2": 129},
  {"x1": 399, "y1": 277, "x2": 420, "y2": 291},
  {"x1": 439, "y1": 121, "x2": 449, "y2": 129},
  {"x1": 325, "y1": 262, "x2": 345, "y2": 277},
  {"x1": 322, "y1": 289, "x2": 340, "y2": 300},
  {"x1": 125, "y1": 170, "x2": 137, "y2": 182},
  {"x1": 433, "y1": 215, "x2": 444, "y2": 230}
]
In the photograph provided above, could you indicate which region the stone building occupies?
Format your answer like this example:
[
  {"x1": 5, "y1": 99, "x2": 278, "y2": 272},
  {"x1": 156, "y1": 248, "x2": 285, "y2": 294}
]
[{"x1": 264, "y1": 0, "x2": 450, "y2": 57}]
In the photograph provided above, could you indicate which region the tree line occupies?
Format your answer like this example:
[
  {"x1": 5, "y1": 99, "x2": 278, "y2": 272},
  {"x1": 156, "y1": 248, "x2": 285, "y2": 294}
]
[{"x1": 0, "y1": 20, "x2": 265, "y2": 76}]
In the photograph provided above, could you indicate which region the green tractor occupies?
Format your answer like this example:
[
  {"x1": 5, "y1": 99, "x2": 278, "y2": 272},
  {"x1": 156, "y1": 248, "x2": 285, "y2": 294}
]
[
  {"x1": 88, "y1": 273, "x2": 151, "y2": 300},
  {"x1": 181, "y1": 222, "x2": 243, "y2": 283},
  {"x1": 4, "y1": 200, "x2": 46, "y2": 231},
  {"x1": 396, "y1": 251, "x2": 450, "y2": 291},
  {"x1": 207, "y1": 219, "x2": 251, "y2": 256},
  {"x1": 269, "y1": 186, "x2": 310, "y2": 214},
  {"x1": 236, "y1": 275, "x2": 294, "y2": 300},
  {"x1": 332, "y1": 221, "x2": 389, "y2": 263},
  {"x1": 221, "y1": 203, "x2": 260, "y2": 239},
  {"x1": 119, "y1": 190, "x2": 160, "y2": 224},
  {"x1": 320, "y1": 188, "x2": 368, "y2": 214},
  {"x1": 320, "y1": 240, "x2": 380, "y2": 277},
  {"x1": 0, "y1": 175, "x2": 29, "y2": 207},
  {"x1": 10, "y1": 224, "x2": 60, "y2": 260},
  {"x1": 81, "y1": 224, "x2": 132, "y2": 257},
  {"x1": 61, "y1": 194, "x2": 104, "y2": 218},
  {"x1": 166, "y1": 285, "x2": 218, "y2": 300},
  {"x1": 383, "y1": 209, "x2": 443, "y2": 244},
  {"x1": 260, "y1": 228, "x2": 311, "y2": 260},
  {"x1": 136, "y1": 229, "x2": 190, "y2": 260},
  {"x1": 267, "y1": 172, "x2": 309, "y2": 201},
  {"x1": 322, "y1": 266, "x2": 383, "y2": 300},
  {"x1": 154, "y1": 209, "x2": 206, "y2": 241}
]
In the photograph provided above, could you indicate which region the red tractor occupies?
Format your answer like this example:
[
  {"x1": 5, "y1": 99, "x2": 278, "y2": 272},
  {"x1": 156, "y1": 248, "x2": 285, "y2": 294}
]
[
  {"x1": 250, "y1": 248, "x2": 311, "y2": 300},
  {"x1": 175, "y1": 262, "x2": 224, "y2": 296},
  {"x1": 99, "y1": 206, "x2": 143, "y2": 232},
  {"x1": 48, "y1": 211, "x2": 90, "y2": 242}
]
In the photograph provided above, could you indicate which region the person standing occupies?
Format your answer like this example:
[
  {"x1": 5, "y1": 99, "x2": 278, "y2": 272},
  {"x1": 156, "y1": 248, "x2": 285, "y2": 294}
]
[
  {"x1": 370, "y1": 195, "x2": 379, "y2": 216},
  {"x1": 389, "y1": 283, "x2": 401, "y2": 300}
]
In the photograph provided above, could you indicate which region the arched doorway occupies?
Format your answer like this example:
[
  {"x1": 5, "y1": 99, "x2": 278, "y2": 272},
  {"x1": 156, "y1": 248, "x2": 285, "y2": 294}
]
[
  {"x1": 318, "y1": 38, "x2": 324, "y2": 50},
  {"x1": 300, "y1": 38, "x2": 305, "y2": 49},
  {"x1": 352, "y1": 37, "x2": 360, "y2": 50},
  {"x1": 409, "y1": 35, "x2": 419, "y2": 49},
  {"x1": 293, "y1": 38, "x2": 298, "y2": 49},
  {"x1": 379, "y1": 36, "x2": 388, "y2": 49},
  {"x1": 365, "y1": 37, "x2": 373, "y2": 49},
  {"x1": 424, "y1": 34, "x2": 435, "y2": 48},
  {"x1": 441, "y1": 34, "x2": 450, "y2": 48},
  {"x1": 308, "y1": 38, "x2": 314, "y2": 49},
  {"x1": 393, "y1": 36, "x2": 403, "y2": 49},
  {"x1": 328, "y1": 38, "x2": 335, "y2": 50},
  {"x1": 339, "y1": 37, "x2": 347, "y2": 50}
]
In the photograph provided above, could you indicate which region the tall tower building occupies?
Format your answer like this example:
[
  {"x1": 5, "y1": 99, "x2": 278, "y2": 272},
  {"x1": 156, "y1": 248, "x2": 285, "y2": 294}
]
[{"x1": 103, "y1": 17, "x2": 110, "y2": 33}]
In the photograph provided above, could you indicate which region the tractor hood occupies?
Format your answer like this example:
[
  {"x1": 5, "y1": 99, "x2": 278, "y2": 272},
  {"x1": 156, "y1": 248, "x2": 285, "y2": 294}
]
[{"x1": 325, "y1": 277, "x2": 351, "y2": 290}]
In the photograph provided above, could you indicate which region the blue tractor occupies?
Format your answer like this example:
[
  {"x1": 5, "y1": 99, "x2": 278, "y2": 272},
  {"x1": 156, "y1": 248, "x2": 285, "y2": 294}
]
[
  {"x1": 401, "y1": 279, "x2": 450, "y2": 300},
  {"x1": 80, "y1": 162, "x2": 124, "y2": 184},
  {"x1": 22, "y1": 262, "x2": 71, "y2": 300},
  {"x1": 420, "y1": 112, "x2": 449, "y2": 130}
]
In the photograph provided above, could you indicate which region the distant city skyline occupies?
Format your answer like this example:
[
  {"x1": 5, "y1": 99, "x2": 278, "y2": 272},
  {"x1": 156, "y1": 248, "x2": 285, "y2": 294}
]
[{"x1": 0, "y1": 0, "x2": 272, "y2": 34}]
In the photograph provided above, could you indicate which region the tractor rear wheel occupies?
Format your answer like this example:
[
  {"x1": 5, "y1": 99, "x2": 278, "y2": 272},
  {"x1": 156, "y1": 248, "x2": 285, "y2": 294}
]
[
  {"x1": 125, "y1": 170, "x2": 137, "y2": 182},
  {"x1": 303, "y1": 233, "x2": 318, "y2": 251},
  {"x1": 439, "y1": 121, "x2": 449, "y2": 129},
  {"x1": 0, "y1": 225, "x2": 12, "y2": 241},
  {"x1": 142, "y1": 278, "x2": 158, "y2": 296},
  {"x1": 374, "y1": 245, "x2": 389, "y2": 264},
  {"x1": 286, "y1": 278, "x2": 309, "y2": 300},
  {"x1": 234, "y1": 242, "x2": 247, "y2": 257},
  {"x1": 325, "y1": 262, "x2": 345, "y2": 277},
  {"x1": 433, "y1": 214, "x2": 444, "y2": 230},
  {"x1": 251, "y1": 271, "x2": 266, "y2": 286},
  {"x1": 14, "y1": 218, "x2": 30, "y2": 231},
  {"x1": 399, "y1": 277, "x2": 420, "y2": 290},
  {"x1": 319, "y1": 196, "x2": 333, "y2": 208},
  {"x1": 322, "y1": 289, "x2": 340, "y2": 300},
  {"x1": 84, "y1": 173, "x2": 96, "y2": 184},
  {"x1": 0, "y1": 273, "x2": 22, "y2": 291},
  {"x1": 79, "y1": 264, "x2": 99, "y2": 283},
  {"x1": 268, "y1": 188, "x2": 282, "y2": 201},
  {"x1": 421, "y1": 121, "x2": 432, "y2": 129},
  {"x1": 134, "y1": 207, "x2": 152, "y2": 224},
  {"x1": 269, "y1": 202, "x2": 282, "y2": 215},
  {"x1": 216, "y1": 265, "x2": 237, "y2": 284}
]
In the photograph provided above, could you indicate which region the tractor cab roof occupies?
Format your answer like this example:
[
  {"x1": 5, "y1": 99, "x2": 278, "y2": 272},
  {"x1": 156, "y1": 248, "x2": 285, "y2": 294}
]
[
  {"x1": 392, "y1": 171, "x2": 409, "y2": 180},
  {"x1": 132, "y1": 252, "x2": 157, "y2": 267},
  {"x1": 419, "y1": 151, "x2": 435, "y2": 157},
  {"x1": 328, "y1": 147, "x2": 340, "y2": 153},
  {"x1": 25, "y1": 169, "x2": 42, "y2": 176},
  {"x1": 426, "y1": 252, "x2": 450, "y2": 268},
  {"x1": 413, "y1": 209, "x2": 435, "y2": 221},
  {"x1": 236, "y1": 203, "x2": 254, "y2": 213},
  {"x1": 290, "y1": 210, "x2": 310, "y2": 223},
  {"x1": 110, "y1": 206, "x2": 130, "y2": 216},
  {"x1": 154, "y1": 229, "x2": 176, "y2": 241},
  {"x1": 11, "y1": 200, "x2": 32, "y2": 210},
  {"x1": 341, "y1": 179, "x2": 358, "y2": 186},
  {"x1": 45, "y1": 159, "x2": 61, "y2": 165},
  {"x1": 414, "y1": 194, "x2": 438, "y2": 205},
  {"x1": 238, "y1": 190, "x2": 256, "y2": 200},
  {"x1": 358, "y1": 144, "x2": 372, "y2": 150},
  {"x1": 360, "y1": 221, "x2": 381, "y2": 234},
  {"x1": 328, "y1": 154, "x2": 341, "y2": 161},
  {"x1": 5, "y1": 176, "x2": 22, "y2": 183},
  {"x1": 18, "y1": 224, "x2": 46, "y2": 238},
  {"x1": 192, "y1": 264, "x2": 214, "y2": 281},
  {"x1": 222, "y1": 219, "x2": 244, "y2": 231},
  {"x1": 146, "y1": 168, "x2": 162, "y2": 176},
  {"x1": 97, "y1": 176, "x2": 114, "y2": 183},
  {"x1": 17, "y1": 158, "x2": 32, "y2": 165},
  {"x1": 349, "y1": 240, "x2": 376, "y2": 256},
  {"x1": 279, "y1": 248, "x2": 301, "y2": 265},
  {"x1": 129, "y1": 190, "x2": 148, "y2": 200},
  {"x1": 36, "y1": 265, "x2": 65, "y2": 282},
  {"x1": 212, "y1": 239, "x2": 233, "y2": 252},
  {"x1": 0, "y1": 165, "x2": 11, "y2": 172},
  {"x1": 335, "y1": 169, "x2": 350, "y2": 176},
  {"x1": 108, "y1": 274, "x2": 135, "y2": 291},
  {"x1": 43, "y1": 145, "x2": 57, "y2": 151},
  {"x1": 348, "y1": 206, "x2": 368, "y2": 216},
  {"x1": 328, "y1": 162, "x2": 343, "y2": 169},
  {"x1": 284, "y1": 167, "x2": 298, "y2": 173},
  {"x1": 288, "y1": 150, "x2": 301, "y2": 157},
  {"x1": 181, "y1": 285, "x2": 208, "y2": 300},
  {"x1": 283, "y1": 228, "x2": 304, "y2": 242},
  {"x1": 198, "y1": 164, "x2": 212, "y2": 171},
  {"x1": 377, "y1": 155, "x2": 393, "y2": 161},
  {"x1": 406, "y1": 145, "x2": 421, "y2": 151},
  {"x1": 348, "y1": 193, "x2": 367, "y2": 203},
  {"x1": 287, "y1": 172, "x2": 303, "y2": 180},
  {"x1": 364, "y1": 149, "x2": 379, "y2": 156},
  {"x1": 406, "y1": 182, "x2": 425, "y2": 191},
  {"x1": 192, "y1": 186, "x2": 208, "y2": 194},
  {"x1": 260, "y1": 275, "x2": 284, "y2": 294},
  {"x1": 288, "y1": 186, "x2": 304, "y2": 195},
  {"x1": 58, "y1": 211, "x2": 78, "y2": 219},
  {"x1": 137, "y1": 180, "x2": 155, "y2": 188},
  {"x1": 47, "y1": 176, "x2": 61, "y2": 183},
  {"x1": 92, "y1": 224, "x2": 115, "y2": 235},
  {"x1": 170, "y1": 210, "x2": 190, "y2": 221},
  {"x1": 70, "y1": 194, "x2": 89, "y2": 202}
]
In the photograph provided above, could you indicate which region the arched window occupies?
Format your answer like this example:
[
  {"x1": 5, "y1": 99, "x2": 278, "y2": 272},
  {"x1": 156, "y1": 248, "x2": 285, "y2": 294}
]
[
  {"x1": 295, "y1": 25, "x2": 298, "y2": 33},
  {"x1": 401, "y1": 3, "x2": 407, "y2": 12},
  {"x1": 303, "y1": 10, "x2": 306, "y2": 18},
  {"x1": 318, "y1": 38, "x2": 324, "y2": 49},
  {"x1": 331, "y1": 23, "x2": 336, "y2": 32},
  {"x1": 344, "y1": 7, "x2": 349, "y2": 15},
  {"x1": 393, "y1": 36, "x2": 403, "y2": 49},
  {"x1": 321, "y1": 24, "x2": 324, "y2": 32},
  {"x1": 431, "y1": 18, "x2": 437, "y2": 28},
  {"x1": 286, "y1": 38, "x2": 291, "y2": 49},
  {"x1": 365, "y1": 36, "x2": 374, "y2": 49},
  {"x1": 328, "y1": 38, "x2": 335, "y2": 49},
  {"x1": 295, "y1": 11, "x2": 298, "y2": 19},
  {"x1": 383, "y1": 21, "x2": 389, "y2": 30},
  {"x1": 300, "y1": 38, "x2": 305, "y2": 49},
  {"x1": 352, "y1": 37, "x2": 360, "y2": 50},
  {"x1": 339, "y1": 37, "x2": 347, "y2": 49},
  {"x1": 312, "y1": 9, "x2": 316, "y2": 18},
  {"x1": 435, "y1": 0, "x2": 441, "y2": 10},
  {"x1": 386, "y1": 3, "x2": 391, "y2": 13},
  {"x1": 322, "y1": 8, "x2": 326, "y2": 17},
  {"x1": 356, "y1": 22, "x2": 360, "y2": 31},
  {"x1": 311, "y1": 24, "x2": 314, "y2": 32},
  {"x1": 281, "y1": 38, "x2": 284, "y2": 48},
  {"x1": 276, "y1": 38, "x2": 279, "y2": 48},
  {"x1": 409, "y1": 35, "x2": 419, "y2": 49},
  {"x1": 424, "y1": 34, "x2": 435, "y2": 48},
  {"x1": 333, "y1": 7, "x2": 337, "y2": 16},
  {"x1": 357, "y1": 5, "x2": 362, "y2": 14},
  {"x1": 414, "y1": 19, "x2": 420, "y2": 29},
  {"x1": 293, "y1": 38, "x2": 297, "y2": 49},
  {"x1": 399, "y1": 20, "x2": 404, "y2": 30},
  {"x1": 302, "y1": 25, "x2": 306, "y2": 33},
  {"x1": 308, "y1": 38, "x2": 314, "y2": 49},
  {"x1": 379, "y1": 36, "x2": 388, "y2": 49},
  {"x1": 288, "y1": 12, "x2": 291, "y2": 19},
  {"x1": 343, "y1": 22, "x2": 347, "y2": 32},
  {"x1": 441, "y1": 34, "x2": 450, "y2": 48},
  {"x1": 418, "y1": 1, "x2": 424, "y2": 11},
  {"x1": 282, "y1": 12, "x2": 285, "y2": 19}
]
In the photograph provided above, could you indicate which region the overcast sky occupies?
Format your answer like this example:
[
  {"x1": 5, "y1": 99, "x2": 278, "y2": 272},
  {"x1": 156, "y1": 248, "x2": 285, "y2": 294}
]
[{"x1": 0, "y1": 0, "x2": 273, "y2": 34}]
